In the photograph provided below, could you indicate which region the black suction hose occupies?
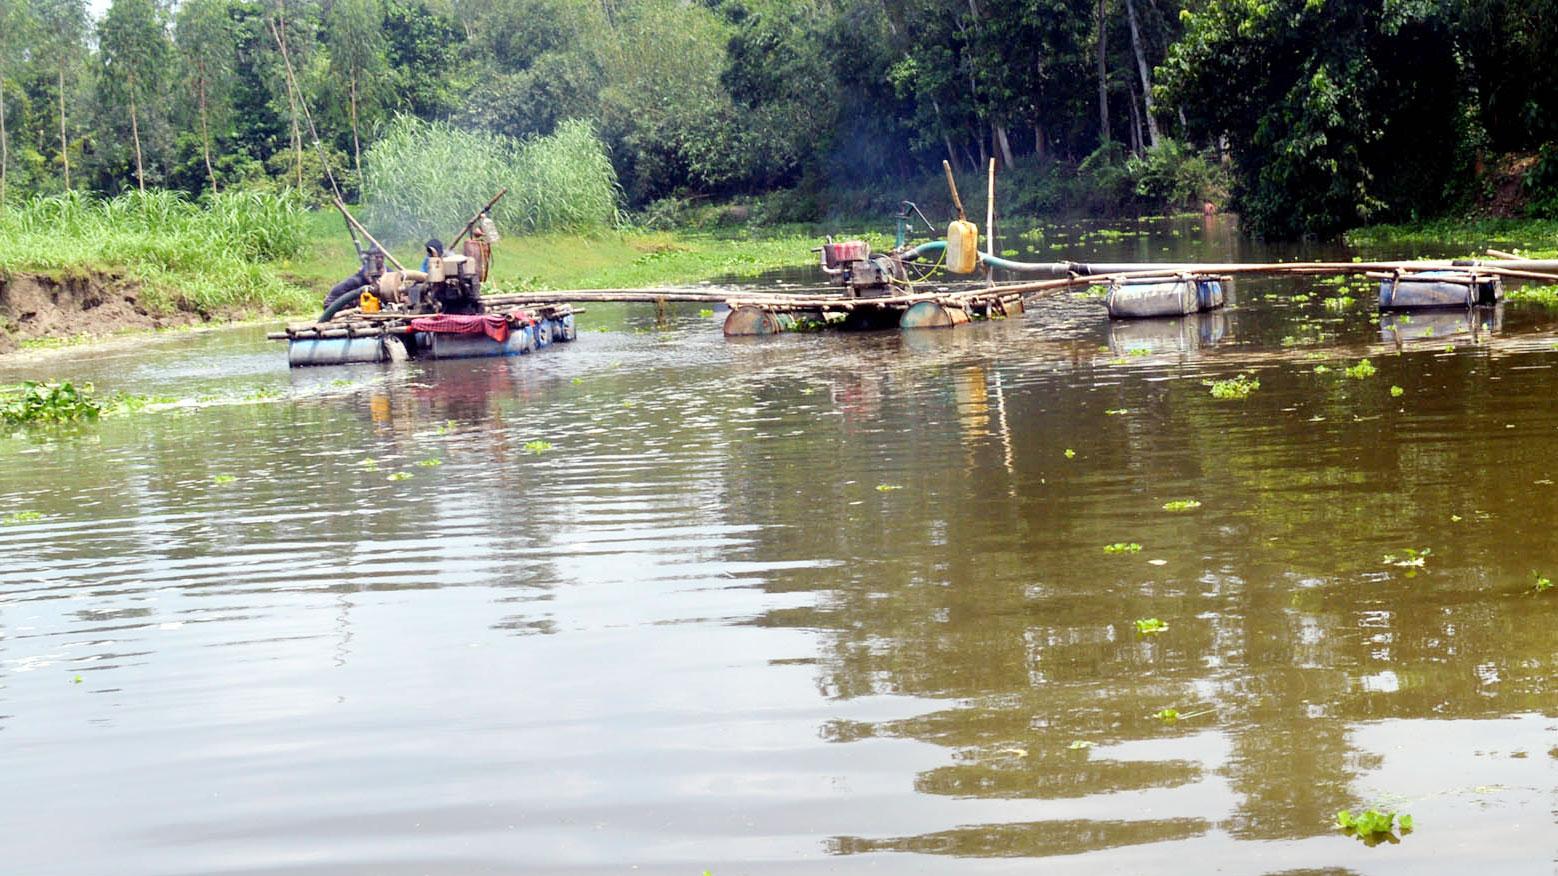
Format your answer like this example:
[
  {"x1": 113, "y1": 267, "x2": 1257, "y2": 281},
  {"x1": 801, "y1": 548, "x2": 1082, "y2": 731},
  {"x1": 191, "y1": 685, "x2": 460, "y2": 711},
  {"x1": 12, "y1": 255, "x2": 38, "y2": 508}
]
[{"x1": 319, "y1": 288, "x2": 364, "y2": 323}]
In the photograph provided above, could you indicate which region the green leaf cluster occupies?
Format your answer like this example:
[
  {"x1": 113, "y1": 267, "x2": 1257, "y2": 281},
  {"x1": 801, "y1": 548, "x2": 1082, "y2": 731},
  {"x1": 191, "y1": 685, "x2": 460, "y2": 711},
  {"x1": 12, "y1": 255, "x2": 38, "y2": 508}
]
[
  {"x1": 1205, "y1": 374, "x2": 1259, "y2": 399},
  {"x1": 0, "y1": 381, "x2": 101, "y2": 426}
]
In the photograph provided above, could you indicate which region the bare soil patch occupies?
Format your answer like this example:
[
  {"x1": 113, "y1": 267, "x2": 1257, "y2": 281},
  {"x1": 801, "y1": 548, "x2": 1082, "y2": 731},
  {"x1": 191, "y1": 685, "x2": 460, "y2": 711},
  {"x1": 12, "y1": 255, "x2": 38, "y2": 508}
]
[{"x1": 0, "y1": 272, "x2": 203, "y2": 355}]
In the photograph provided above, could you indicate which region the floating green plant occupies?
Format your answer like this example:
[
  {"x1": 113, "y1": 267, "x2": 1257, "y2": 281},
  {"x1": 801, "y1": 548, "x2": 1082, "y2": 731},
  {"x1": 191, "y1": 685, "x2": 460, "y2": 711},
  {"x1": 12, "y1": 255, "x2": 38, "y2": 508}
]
[
  {"x1": 434, "y1": 420, "x2": 457, "y2": 435},
  {"x1": 2, "y1": 510, "x2": 43, "y2": 525},
  {"x1": 875, "y1": 484, "x2": 903, "y2": 492},
  {"x1": 698, "y1": 308, "x2": 715, "y2": 317},
  {"x1": 212, "y1": 475, "x2": 237, "y2": 485},
  {"x1": 1, "y1": 381, "x2": 101, "y2": 426},
  {"x1": 1382, "y1": 547, "x2": 1431, "y2": 568},
  {"x1": 1154, "y1": 708, "x2": 1179, "y2": 722},
  {"x1": 1104, "y1": 408, "x2": 1129, "y2": 415},
  {"x1": 1313, "y1": 364, "x2": 1332, "y2": 374},
  {"x1": 1336, "y1": 809, "x2": 1413, "y2": 844},
  {"x1": 358, "y1": 457, "x2": 380, "y2": 471},
  {"x1": 1104, "y1": 542, "x2": 1143, "y2": 554},
  {"x1": 1205, "y1": 374, "x2": 1259, "y2": 399},
  {"x1": 1534, "y1": 574, "x2": 1553, "y2": 593},
  {"x1": 416, "y1": 458, "x2": 443, "y2": 468},
  {"x1": 1134, "y1": 617, "x2": 1168, "y2": 634},
  {"x1": 387, "y1": 471, "x2": 413, "y2": 482},
  {"x1": 523, "y1": 440, "x2": 555, "y2": 455},
  {"x1": 1064, "y1": 448, "x2": 1076, "y2": 459},
  {"x1": 1390, "y1": 385, "x2": 1405, "y2": 397},
  {"x1": 1162, "y1": 499, "x2": 1202, "y2": 512},
  {"x1": 1067, "y1": 740, "x2": 1095, "y2": 750},
  {"x1": 1345, "y1": 358, "x2": 1378, "y2": 379}
]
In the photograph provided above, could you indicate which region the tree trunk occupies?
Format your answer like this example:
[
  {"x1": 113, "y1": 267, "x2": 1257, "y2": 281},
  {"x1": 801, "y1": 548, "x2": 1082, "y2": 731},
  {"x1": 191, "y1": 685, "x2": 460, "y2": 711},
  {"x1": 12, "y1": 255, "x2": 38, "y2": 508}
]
[
  {"x1": 1096, "y1": 0, "x2": 1110, "y2": 143},
  {"x1": 1127, "y1": 77, "x2": 1143, "y2": 154},
  {"x1": 58, "y1": 64, "x2": 71, "y2": 189},
  {"x1": 349, "y1": 74, "x2": 362, "y2": 181},
  {"x1": 931, "y1": 98, "x2": 960, "y2": 173},
  {"x1": 130, "y1": 91, "x2": 145, "y2": 193},
  {"x1": 1034, "y1": 123, "x2": 1046, "y2": 161},
  {"x1": 1124, "y1": 0, "x2": 1161, "y2": 149},
  {"x1": 1, "y1": 65, "x2": 9, "y2": 206},
  {"x1": 994, "y1": 122, "x2": 1014, "y2": 168},
  {"x1": 198, "y1": 72, "x2": 217, "y2": 193}
]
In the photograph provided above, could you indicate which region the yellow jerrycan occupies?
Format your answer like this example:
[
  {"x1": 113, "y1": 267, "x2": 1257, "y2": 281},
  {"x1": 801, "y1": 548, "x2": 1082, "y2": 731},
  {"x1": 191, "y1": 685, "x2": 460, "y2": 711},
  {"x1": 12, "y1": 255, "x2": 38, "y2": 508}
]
[{"x1": 942, "y1": 160, "x2": 979, "y2": 274}]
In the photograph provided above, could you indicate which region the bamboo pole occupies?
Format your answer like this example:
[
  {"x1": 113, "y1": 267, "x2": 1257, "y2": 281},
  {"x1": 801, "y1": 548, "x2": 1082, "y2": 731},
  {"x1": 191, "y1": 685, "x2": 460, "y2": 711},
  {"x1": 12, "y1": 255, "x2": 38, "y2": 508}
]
[
  {"x1": 333, "y1": 199, "x2": 406, "y2": 273},
  {"x1": 986, "y1": 157, "x2": 996, "y2": 287},
  {"x1": 943, "y1": 160, "x2": 967, "y2": 222},
  {"x1": 986, "y1": 157, "x2": 996, "y2": 259},
  {"x1": 450, "y1": 188, "x2": 509, "y2": 248}
]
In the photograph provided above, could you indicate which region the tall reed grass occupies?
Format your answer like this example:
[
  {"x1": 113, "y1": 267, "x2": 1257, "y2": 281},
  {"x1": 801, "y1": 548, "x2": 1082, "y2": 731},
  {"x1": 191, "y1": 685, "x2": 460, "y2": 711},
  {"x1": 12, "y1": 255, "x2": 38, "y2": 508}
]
[
  {"x1": 362, "y1": 116, "x2": 621, "y2": 243},
  {"x1": 0, "y1": 190, "x2": 314, "y2": 314}
]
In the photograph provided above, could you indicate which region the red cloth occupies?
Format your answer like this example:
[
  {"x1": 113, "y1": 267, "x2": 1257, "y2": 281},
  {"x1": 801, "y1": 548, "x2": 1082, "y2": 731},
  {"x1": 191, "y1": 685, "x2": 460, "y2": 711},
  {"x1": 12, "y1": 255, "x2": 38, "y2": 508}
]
[{"x1": 409, "y1": 313, "x2": 510, "y2": 343}]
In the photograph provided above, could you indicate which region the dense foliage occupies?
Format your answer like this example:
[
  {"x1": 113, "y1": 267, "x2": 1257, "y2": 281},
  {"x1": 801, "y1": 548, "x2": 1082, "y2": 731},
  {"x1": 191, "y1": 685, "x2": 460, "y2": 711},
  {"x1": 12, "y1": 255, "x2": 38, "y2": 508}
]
[{"x1": 0, "y1": 0, "x2": 1554, "y2": 236}]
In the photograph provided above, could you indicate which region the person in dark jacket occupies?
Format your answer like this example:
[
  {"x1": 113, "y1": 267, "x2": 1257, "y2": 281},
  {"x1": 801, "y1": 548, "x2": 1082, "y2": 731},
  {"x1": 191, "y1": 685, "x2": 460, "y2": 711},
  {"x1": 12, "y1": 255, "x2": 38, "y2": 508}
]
[{"x1": 323, "y1": 247, "x2": 386, "y2": 314}]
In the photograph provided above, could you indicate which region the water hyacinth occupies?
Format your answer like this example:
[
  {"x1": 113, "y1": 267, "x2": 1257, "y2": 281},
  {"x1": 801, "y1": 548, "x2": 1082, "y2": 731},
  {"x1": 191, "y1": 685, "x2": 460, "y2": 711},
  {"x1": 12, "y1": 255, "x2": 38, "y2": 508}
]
[{"x1": 362, "y1": 116, "x2": 621, "y2": 244}]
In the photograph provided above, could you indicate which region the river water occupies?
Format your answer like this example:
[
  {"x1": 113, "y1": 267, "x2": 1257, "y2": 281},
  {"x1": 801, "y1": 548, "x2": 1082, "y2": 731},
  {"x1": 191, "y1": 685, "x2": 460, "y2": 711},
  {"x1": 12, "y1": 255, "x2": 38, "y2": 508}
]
[{"x1": 1, "y1": 215, "x2": 1553, "y2": 875}]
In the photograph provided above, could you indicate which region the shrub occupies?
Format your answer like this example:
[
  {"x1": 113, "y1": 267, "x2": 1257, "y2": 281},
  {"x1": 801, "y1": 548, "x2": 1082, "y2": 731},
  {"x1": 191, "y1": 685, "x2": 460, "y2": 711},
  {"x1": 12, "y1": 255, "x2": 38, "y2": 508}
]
[{"x1": 362, "y1": 116, "x2": 621, "y2": 243}]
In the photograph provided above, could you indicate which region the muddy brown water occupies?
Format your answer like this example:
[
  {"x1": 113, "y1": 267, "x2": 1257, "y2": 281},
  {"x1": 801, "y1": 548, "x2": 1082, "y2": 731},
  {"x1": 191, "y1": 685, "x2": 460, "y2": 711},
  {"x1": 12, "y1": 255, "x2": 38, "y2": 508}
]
[{"x1": 1, "y1": 215, "x2": 1553, "y2": 875}]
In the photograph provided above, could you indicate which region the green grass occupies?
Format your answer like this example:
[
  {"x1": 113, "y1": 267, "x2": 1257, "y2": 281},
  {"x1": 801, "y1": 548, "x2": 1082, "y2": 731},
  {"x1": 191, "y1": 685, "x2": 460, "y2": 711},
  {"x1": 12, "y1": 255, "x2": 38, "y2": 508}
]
[{"x1": 0, "y1": 190, "x2": 314, "y2": 315}]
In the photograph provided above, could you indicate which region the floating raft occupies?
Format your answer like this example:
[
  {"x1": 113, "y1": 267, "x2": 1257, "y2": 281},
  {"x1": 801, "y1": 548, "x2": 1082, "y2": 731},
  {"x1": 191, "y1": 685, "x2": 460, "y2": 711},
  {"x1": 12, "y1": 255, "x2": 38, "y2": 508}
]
[
  {"x1": 1375, "y1": 270, "x2": 1502, "y2": 309},
  {"x1": 269, "y1": 302, "x2": 577, "y2": 367},
  {"x1": 721, "y1": 287, "x2": 1026, "y2": 336},
  {"x1": 1105, "y1": 274, "x2": 1227, "y2": 318}
]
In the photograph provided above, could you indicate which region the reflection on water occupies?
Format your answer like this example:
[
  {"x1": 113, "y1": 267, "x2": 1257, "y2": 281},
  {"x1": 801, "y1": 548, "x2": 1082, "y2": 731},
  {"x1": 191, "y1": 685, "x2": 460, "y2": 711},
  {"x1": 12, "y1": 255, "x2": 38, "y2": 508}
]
[
  {"x1": 1109, "y1": 311, "x2": 1233, "y2": 356},
  {"x1": 0, "y1": 216, "x2": 1555, "y2": 875}
]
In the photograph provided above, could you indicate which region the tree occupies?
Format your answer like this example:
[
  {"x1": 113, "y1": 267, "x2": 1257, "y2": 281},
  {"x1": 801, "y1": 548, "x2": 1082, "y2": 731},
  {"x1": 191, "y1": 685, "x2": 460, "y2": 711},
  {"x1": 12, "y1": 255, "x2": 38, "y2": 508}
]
[
  {"x1": 99, "y1": 0, "x2": 173, "y2": 192},
  {"x1": 33, "y1": 0, "x2": 88, "y2": 189},
  {"x1": 0, "y1": 0, "x2": 28, "y2": 203},
  {"x1": 176, "y1": 0, "x2": 239, "y2": 192},
  {"x1": 381, "y1": 0, "x2": 463, "y2": 119},
  {"x1": 323, "y1": 0, "x2": 387, "y2": 179},
  {"x1": 1121, "y1": 0, "x2": 1157, "y2": 149},
  {"x1": 1162, "y1": 0, "x2": 1464, "y2": 235}
]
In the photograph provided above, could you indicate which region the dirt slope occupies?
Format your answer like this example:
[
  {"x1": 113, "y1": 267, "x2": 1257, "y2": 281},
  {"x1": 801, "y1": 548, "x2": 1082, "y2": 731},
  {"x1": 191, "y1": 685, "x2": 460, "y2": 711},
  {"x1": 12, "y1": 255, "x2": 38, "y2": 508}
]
[{"x1": 0, "y1": 272, "x2": 202, "y2": 355}]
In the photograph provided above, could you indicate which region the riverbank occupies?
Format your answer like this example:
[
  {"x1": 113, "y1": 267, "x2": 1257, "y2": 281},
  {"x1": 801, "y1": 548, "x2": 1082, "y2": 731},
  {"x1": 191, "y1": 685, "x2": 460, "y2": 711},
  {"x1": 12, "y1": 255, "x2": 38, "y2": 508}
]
[
  {"x1": 0, "y1": 270, "x2": 211, "y2": 355},
  {"x1": 0, "y1": 199, "x2": 845, "y2": 354}
]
